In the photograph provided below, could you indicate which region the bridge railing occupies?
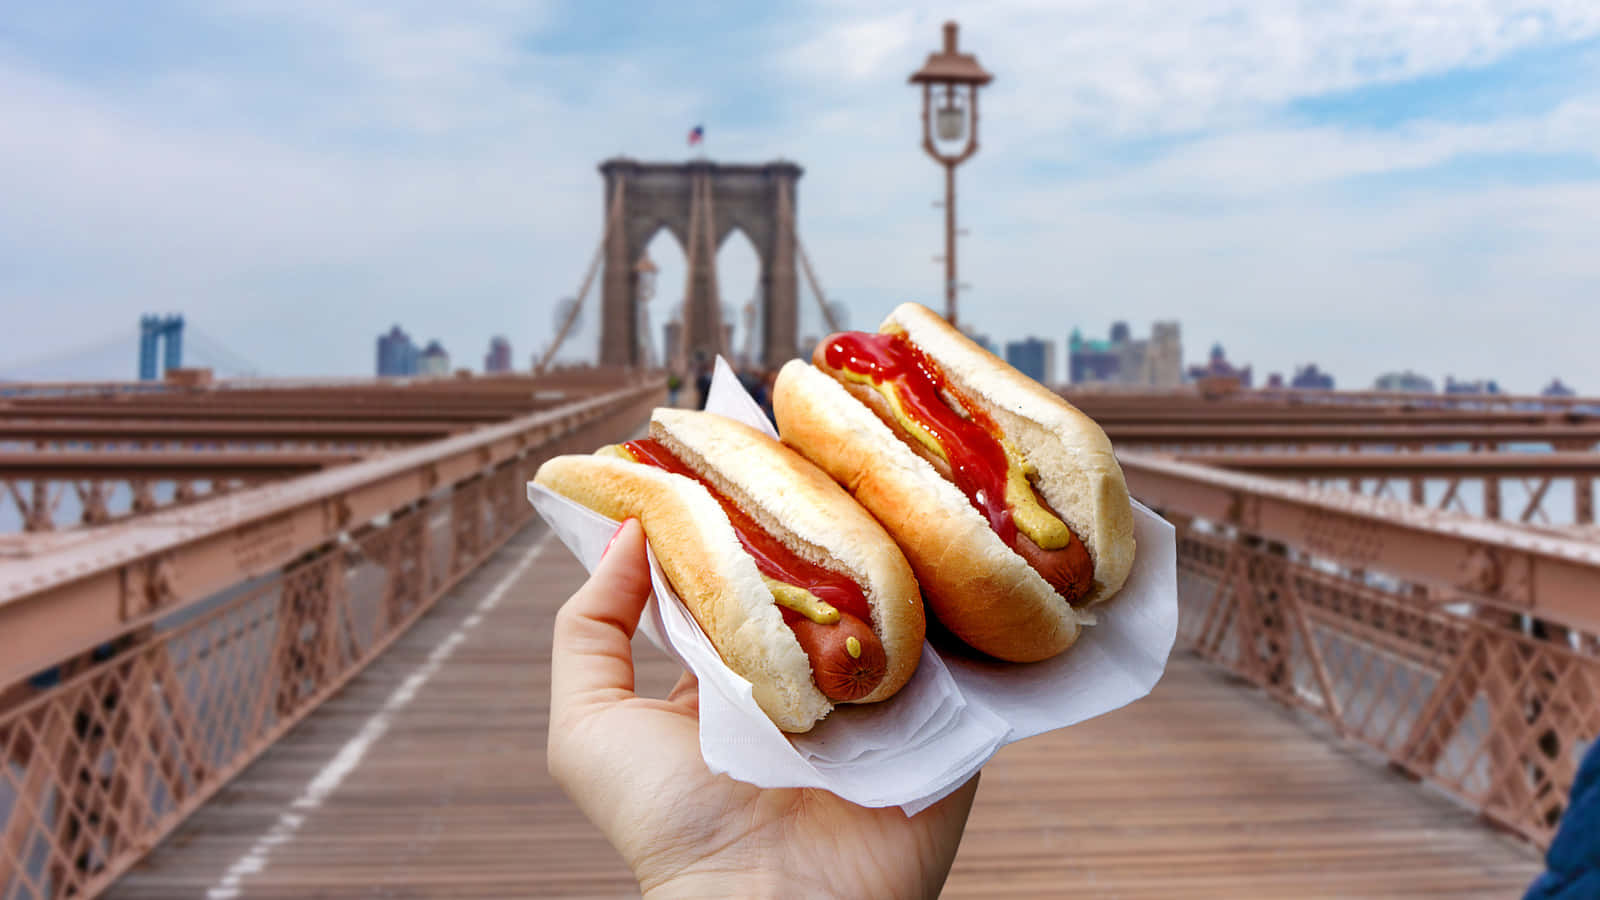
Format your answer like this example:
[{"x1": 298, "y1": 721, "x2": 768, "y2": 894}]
[
  {"x1": 0, "y1": 380, "x2": 662, "y2": 899},
  {"x1": 1154, "y1": 450, "x2": 1599, "y2": 528},
  {"x1": 1125, "y1": 451, "x2": 1600, "y2": 849}
]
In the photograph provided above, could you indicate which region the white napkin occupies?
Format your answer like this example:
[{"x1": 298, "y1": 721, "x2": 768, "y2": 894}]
[{"x1": 528, "y1": 356, "x2": 1178, "y2": 814}]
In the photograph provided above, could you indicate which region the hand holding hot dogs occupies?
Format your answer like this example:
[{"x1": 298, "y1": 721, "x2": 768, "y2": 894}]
[{"x1": 547, "y1": 518, "x2": 979, "y2": 899}]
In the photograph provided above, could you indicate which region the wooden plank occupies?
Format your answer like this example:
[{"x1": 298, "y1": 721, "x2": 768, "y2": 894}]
[{"x1": 109, "y1": 526, "x2": 1541, "y2": 899}]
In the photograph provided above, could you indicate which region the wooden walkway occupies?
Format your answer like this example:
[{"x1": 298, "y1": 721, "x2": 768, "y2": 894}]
[{"x1": 111, "y1": 524, "x2": 1541, "y2": 899}]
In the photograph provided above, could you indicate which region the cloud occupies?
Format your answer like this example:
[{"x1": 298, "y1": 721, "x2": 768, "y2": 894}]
[
  {"x1": 0, "y1": 1, "x2": 1597, "y2": 393},
  {"x1": 792, "y1": 1, "x2": 1600, "y2": 136}
]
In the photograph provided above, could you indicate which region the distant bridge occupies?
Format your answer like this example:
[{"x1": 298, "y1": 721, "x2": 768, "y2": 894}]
[
  {"x1": 0, "y1": 321, "x2": 261, "y2": 386},
  {"x1": 537, "y1": 157, "x2": 841, "y2": 374}
]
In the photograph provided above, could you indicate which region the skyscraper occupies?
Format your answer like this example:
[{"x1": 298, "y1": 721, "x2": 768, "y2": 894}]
[
  {"x1": 418, "y1": 341, "x2": 450, "y2": 376},
  {"x1": 1185, "y1": 343, "x2": 1253, "y2": 388},
  {"x1": 1374, "y1": 371, "x2": 1436, "y2": 393},
  {"x1": 1005, "y1": 337, "x2": 1055, "y2": 385},
  {"x1": 1068, "y1": 321, "x2": 1182, "y2": 387},
  {"x1": 484, "y1": 335, "x2": 512, "y2": 373},
  {"x1": 1290, "y1": 364, "x2": 1334, "y2": 390},
  {"x1": 376, "y1": 325, "x2": 418, "y2": 376},
  {"x1": 663, "y1": 321, "x2": 683, "y2": 367},
  {"x1": 1444, "y1": 376, "x2": 1501, "y2": 395}
]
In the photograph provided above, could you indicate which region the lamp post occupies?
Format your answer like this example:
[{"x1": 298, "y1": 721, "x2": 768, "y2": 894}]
[{"x1": 910, "y1": 21, "x2": 992, "y2": 330}]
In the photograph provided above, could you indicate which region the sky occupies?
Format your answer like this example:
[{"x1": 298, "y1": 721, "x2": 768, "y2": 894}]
[{"x1": 1, "y1": 2, "x2": 1597, "y2": 392}]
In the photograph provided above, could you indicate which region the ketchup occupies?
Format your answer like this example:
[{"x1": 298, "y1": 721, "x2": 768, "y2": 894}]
[
  {"x1": 622, "y1": 439, "x2": 871, "y2": 625},
  {"x1": 824, "y1": 332, "x2": 1021, "y2": 545}
]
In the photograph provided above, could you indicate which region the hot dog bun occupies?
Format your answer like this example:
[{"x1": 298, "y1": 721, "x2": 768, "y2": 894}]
[
  {"x1": 773, "y1": 302, "x2": 1136, "y2": 662},
  {"x1": 534, "y1": 408, "x2": 924, "y2": 732}
]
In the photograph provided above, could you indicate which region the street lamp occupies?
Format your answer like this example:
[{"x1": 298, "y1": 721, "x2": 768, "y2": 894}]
[{"x1": 910, "y1": 21, "x2": 991, "y2": 330}]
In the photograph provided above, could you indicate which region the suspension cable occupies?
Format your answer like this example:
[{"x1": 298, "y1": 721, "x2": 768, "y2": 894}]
[
  {"x1": 536, "y1": 174, "x2": 626, "y2": 374},
  {"x1": 779, "y1": 179, "x2": 841, "y2": 334}
]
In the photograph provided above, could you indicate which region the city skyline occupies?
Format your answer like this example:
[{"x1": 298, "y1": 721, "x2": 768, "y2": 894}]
[
  {"x1": 2, "y1": 4, "x2": 1597, "y2": 392},
  {"x1": 0, "y1": 307, "x2": 1584, "y2": 397}
]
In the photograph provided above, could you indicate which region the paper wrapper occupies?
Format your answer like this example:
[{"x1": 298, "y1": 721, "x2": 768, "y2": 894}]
[{"x1": 527, "y1": 357, "x2": 1178, "y2": 814}]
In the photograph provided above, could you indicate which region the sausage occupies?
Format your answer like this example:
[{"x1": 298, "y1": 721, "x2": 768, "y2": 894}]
[
  {"x1": 827, "y1": 369, "x2": 1095, "y2": 605},
  {"x1": 783, "y1": 611, "x2": 886, "y2": 702},
  {"x1": 1012, "y1": 521, "x2": 1095, "y2": 605}
]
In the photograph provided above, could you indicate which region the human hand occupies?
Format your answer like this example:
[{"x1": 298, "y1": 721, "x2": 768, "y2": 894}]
[{"x1": 547, "y1": 518, "x2": 980, "y2": 899}]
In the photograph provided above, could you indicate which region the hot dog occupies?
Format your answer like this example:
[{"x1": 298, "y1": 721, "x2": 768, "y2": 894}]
[
  {"x1": 534, "y1": 408, "x2": 924, "y2": 732},
  {"x1": 773, "y1": 302, "x2": 1137, "y2": 663}
]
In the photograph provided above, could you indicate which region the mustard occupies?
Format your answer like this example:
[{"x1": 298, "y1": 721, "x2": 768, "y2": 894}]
[
  {"x1": 839, "y1": 367, "x2": 947, "y2": 460},
  {"x1": 836, "y1": 368, "x2": 1072, "y2": 551},
  {"x1": 596, "y1": 444, "x2": 636, "y2": 461},
  {"x1": 845, "y1": 636, "x2": 862, "y2": 659},
  {"x1": 764, "y1": 577, "x2": 840, "y2": 625},
  {"x1": 1001, "y1": 442, "x2": 1071, "y2": 550}
]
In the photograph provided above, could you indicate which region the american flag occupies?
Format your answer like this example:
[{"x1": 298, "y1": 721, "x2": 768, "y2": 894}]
[{"x1": 688, "y1": 125, "x2": 704, "y2": 146}]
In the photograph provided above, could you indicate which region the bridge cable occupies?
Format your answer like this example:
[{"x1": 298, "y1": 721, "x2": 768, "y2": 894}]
[
  {"x1": 0, "y1": 327, "x2": 137, "y2": 381},
  {"x1": 186, "y1": 327, "x2": 264, "y2": 377},
  {"x1": 778, "y1": 179, "x2": 841, "y2": 335},
  {"x1": 535, "y1": 173, "x2": 627, "y2": 374}
]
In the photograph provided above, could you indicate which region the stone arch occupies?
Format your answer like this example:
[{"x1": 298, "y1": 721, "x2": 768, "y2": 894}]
[
  {"x1": 599, "y1": 157, "x2": 801, "y2": 369},
  {"x1": 628, "y1": 218, "x2": 690, "y2": 264},
  {"x1": 637, "y1": 226, "x2": 689, "y2": 368}
]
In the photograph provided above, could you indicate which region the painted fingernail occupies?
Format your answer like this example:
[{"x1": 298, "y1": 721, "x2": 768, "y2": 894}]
[{"x1": 601, "y1": 519, "x2": 630, "y2": 558}]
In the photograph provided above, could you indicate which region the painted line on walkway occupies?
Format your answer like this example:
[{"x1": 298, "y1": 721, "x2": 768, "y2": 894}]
[{"x1": 207, "y1": 532, "x2": 551, "y2": 900}]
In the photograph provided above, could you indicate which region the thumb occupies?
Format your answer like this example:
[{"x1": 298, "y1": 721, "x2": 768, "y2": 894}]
[{"x1": 549, "y1": 518, "x2": 653, "y2": 722}]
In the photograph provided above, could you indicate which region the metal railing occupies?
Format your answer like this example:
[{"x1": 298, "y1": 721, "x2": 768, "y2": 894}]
[
  {"x1": 5, "y1": 384, "x2": 1594, "y2": 896},
  {"x1": 1125, "y1": 451, "x2": 1600, "y2": 848},
  {"x1": 0, "y1": 381, "x2": 661, "y2": 898}
]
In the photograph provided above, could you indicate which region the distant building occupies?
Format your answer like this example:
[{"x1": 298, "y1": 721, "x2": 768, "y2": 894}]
[
  {"x1": 418, "y1": 340, "x2": 450, "y2": 376},
  {"x1": 1069, "y1": 329, "x2": 1119, "y2": 383},
  {"x1": 1444, "y1": 376, "x2": 1501, "y2": 395},
  {"x1": 959, "y1": 325, "x2": 997, "y2": 356},
  {"x1": 1290, "y1": 363, "x2": 1334, "y2": 390},
  {"x1": 1005, "y1": 337, "x2": 1056, "y2": 385},
  {"x1": 1069, "y1": 321, "x2": 1181, "y2": 387},
  {"x1": 377, "y1": 325, "x2": 419, "y2": 376},
  {"x1": 1543, "y1": 378, "x2": 1577, "y2": 397},
  {"x1": 484, "y1": 335, "x2": 512, "y2": 373},
  {"x1": 663, "y1": 321, "x2": 683, "y2": 365},
  {"x1": 1185, "y1": 342, "x2": 1252, "y2": 389},
  {"x1": 1374, "y1": 370, "x2": 1435, "y2": 393}
]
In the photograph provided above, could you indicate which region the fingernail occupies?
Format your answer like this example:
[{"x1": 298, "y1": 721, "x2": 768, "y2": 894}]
[{"x1": 601, "y1": 519, "x2": 630, "y2": 558}]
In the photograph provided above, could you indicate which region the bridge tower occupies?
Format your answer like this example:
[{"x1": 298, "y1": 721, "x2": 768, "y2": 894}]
[
  {"x1": 138, "y1": 314, "x2": 185, "y2": 380},
  {"x1": 598, "y1": 158, "x2": 802, "y2": 369}
]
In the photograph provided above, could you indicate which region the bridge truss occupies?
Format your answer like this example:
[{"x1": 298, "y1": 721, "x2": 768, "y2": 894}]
[{"x1": 0, "y1": 376, "x2": 1596, "y2": 896}]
